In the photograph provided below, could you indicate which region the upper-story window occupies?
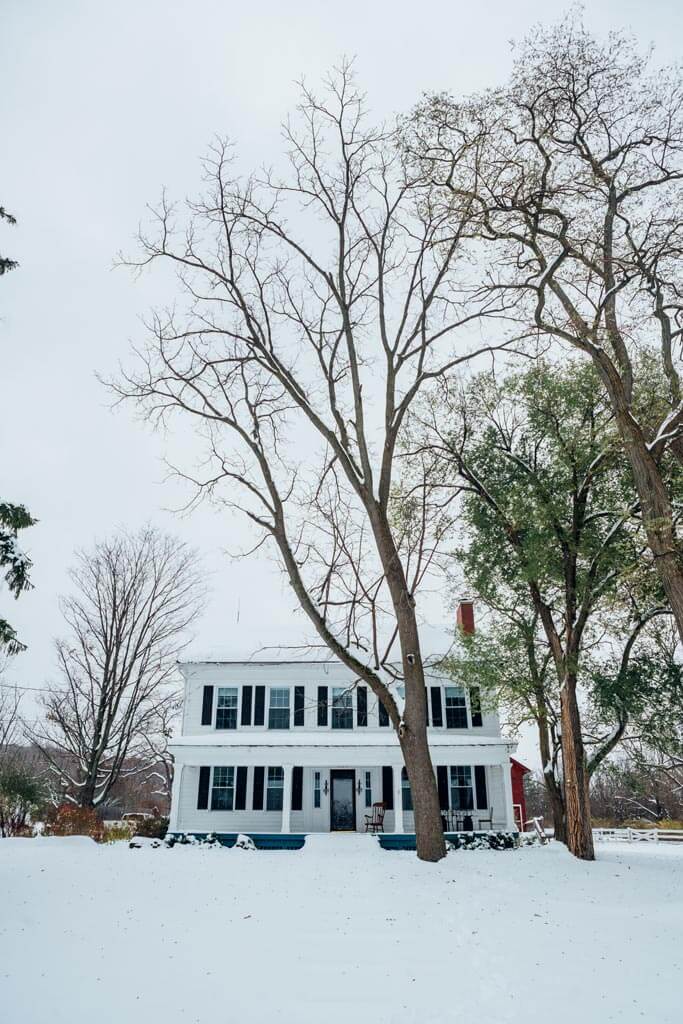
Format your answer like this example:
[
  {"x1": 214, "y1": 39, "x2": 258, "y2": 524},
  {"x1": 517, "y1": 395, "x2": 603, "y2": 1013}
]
[
  {"x1": 444, "y1": 686, "x2": 468, "y2": 729},
  {"x1": 331, "y1": 687, "x2": 353, "y2": 729},
  {"x1": 216, "y1": 688, "x2": 238, "y2": 730},
  {"x1": 268, "y1": 688, "x2": 290, "y2": 729}
]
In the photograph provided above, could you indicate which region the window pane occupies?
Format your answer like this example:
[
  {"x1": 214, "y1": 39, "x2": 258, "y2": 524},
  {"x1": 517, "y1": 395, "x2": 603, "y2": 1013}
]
[
  {"x1": 331, "y1": 687, "x2": 353, "y2": 729},
  {"x1": 449, "y1": 766, "x2": 473, "y2": 810},
  {"x1": 364, "y1": 770, "x2": 372, "y2": 808},
  {"x1": 216, "y1": 688, "x2": 238, "y2": 730},
  {"x1": 314, "y1": 771, "x2": 321, "y2": 809},
  {"x1": 401, "y1": 767, "x2": 413, "y2": 811},
  {"x1": 268, "y1": 688, "x2": 290, "y2": 729},
  {"x1": 267, "y1": 766, "x2": 284, "y2": 810},
  {"x1": 211, "y1": 766, "x2": 234, "y2": 810},
  {"x1": 445, "y1": 686, "x2": 467, "y2": 729}
]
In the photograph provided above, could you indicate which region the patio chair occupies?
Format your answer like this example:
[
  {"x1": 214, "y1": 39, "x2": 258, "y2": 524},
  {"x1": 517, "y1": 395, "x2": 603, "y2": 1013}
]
[
  {"x1": 477, "y1": 807, "x2": 493, "y2": 831},
  {"x1": 364, "y1": 802, "x2": 386, "y2": 833}
]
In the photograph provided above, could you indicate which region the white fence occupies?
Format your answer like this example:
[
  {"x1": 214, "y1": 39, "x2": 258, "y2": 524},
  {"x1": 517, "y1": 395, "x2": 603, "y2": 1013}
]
[{"x1": 593, "y1": 827, "x2": 683, "y2": 844}]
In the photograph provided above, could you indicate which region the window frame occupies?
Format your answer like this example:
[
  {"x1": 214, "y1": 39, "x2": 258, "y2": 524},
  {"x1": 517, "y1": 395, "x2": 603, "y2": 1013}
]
[
  {"x1": 331, "y1": 686, "x2": 354, "y2": 730},
  {"x1": 364, "y1": 770, "x2": 372, "y2": 808},
  {"x1": 401, "y1": 766, "x2": 413, "y2": 811},
  {"x1": 313, "y1": 770, "x2": 321, "y2": 809},
  {"x1": 444, "y1": 685, "x2": 469, "y2": 729},
  {"x1": 449, "y1": 765, "x2": 474, "y2": 811},
  {"x1": 215, "y1": 687, "x2": 239, "y2": 730},
  {"x1": 210, "y1": 766, "x2": 235, "y2": 810},
  {"x1": 267, "y1": 687, "x2": 291, "y2": 730},
  {"x1": 266, "y1": 766, "x2": 284, "y2": 810}
]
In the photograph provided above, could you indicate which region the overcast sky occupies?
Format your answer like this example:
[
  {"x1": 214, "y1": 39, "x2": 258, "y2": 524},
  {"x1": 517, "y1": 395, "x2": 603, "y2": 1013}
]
[{"x1": 2, "y1": 0, "x2": 681, "y2": 760}]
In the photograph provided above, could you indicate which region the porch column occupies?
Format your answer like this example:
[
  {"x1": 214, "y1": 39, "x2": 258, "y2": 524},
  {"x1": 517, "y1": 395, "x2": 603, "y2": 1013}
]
[
  {"x1": 281, "y1": 764, "x2": 293, "y2": 833},
  {"x1": 501, "y1": 761, "x2": 515, "y2": 830},
  {"x1": 393, "y1": 767, "x2": 404, "y2": 833},
  {"x1": 168, "y1": 762, "x2": 183, "y2": 832}
]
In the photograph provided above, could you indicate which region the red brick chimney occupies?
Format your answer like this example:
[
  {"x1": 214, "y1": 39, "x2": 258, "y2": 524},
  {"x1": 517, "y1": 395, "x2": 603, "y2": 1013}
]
[{"x1": 456, "y1": 600, "x2": 475, "y2": 635}]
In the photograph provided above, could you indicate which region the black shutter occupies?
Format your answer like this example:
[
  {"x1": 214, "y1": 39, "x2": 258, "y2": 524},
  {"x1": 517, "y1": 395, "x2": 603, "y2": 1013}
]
[
  {"x1": 292, "y1": 766, "x2": 303, "y2": 810},
  {"x1": 430, "y1": 687, "x2": 443, "y2": 727},
  {"x1": 201, "y1": 686, "x2": 214, "y2": 726},
  {"x1": 382, "y1": 766, "x2": 394, "y2": 810},
  {"x1": 252, "y1": 766, "x2": 264, "y2": 809},
  {"x1": 378, "y1": 701, "x2": 389, "y2": 727},
  {"x1": 437, "y1": 765, "x2": 449, "y2": 810},
  {"x1": 317, "y1": 686, "x2": 328, "y2": 727},
  {"x1": 294, "y1": 686, "x2": 305, "y2": 727},
  {"x1": 254, "y1": 686, "x2": 265, "y2": 726},
  {"x1": 357, "y1": 686, "x2": 368, "y2": 726},
  {"x1": 197, "y1": 766, "x2": 211, "y2": 809},
  {"x1": 470, "y1": 688, "x2": 483, "y2": 727},
  {"x1": 241, "y1": 686, "x2": 253, "y2": 726},
  {"x1": 475, "y1": 765, "x2": 488, "y2": 809},
  {"x1": 235, "y1": 766, "x2": 248, "y2": 810}
]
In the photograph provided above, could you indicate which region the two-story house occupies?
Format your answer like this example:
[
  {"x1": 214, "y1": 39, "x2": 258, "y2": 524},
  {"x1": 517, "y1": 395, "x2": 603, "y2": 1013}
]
[{"x1": 168, "y1": 654, "x2": 517, "y2": 840}]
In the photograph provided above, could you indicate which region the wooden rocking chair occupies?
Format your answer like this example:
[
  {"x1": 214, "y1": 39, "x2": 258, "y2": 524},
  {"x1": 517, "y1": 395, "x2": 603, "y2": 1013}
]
[{"x1": 364, "y1": 802, "x2": 386, "y2": 833}]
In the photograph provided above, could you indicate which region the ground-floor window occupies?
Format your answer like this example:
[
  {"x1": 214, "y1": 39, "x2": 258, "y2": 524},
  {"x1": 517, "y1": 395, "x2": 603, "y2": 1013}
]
[
  {"x1": 450, "y1": 765, "x2": 474, "y2": 810},
  {"x1": 401, "y1": 766, "x2": 413, "y2": 811},
  {"x1": 211, "y1": 766, "x2": 235, "y2": 810},
  {"x1": 364, "y1": 770, "x2": 372, "y2": 808},
  {"x1": 314, "y1": 771, "x2": 321, "y2": 808},
  {"x1": 266, "y1": 766, "x2": 284, "y2": 810}
]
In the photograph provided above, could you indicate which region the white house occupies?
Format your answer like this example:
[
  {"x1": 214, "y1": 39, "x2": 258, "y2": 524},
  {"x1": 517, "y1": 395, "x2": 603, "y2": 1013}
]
[{"x1": 168, "y1": 657, "x2": 518, "y2": 839}]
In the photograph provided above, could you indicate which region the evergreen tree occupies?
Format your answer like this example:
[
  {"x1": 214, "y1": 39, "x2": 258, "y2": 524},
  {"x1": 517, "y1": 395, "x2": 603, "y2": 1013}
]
[
  {"x1": 0, "y1": 205, "x2": 18, "y2": 275},
  {"x1": 0, "y1": 502, "x2": 36, "y2": 654}
]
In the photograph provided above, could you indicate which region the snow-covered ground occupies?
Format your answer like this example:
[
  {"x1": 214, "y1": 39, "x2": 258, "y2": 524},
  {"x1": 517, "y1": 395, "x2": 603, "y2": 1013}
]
[{"x1": 1, "y1": 835, "x2": 680, "y2": 1024}]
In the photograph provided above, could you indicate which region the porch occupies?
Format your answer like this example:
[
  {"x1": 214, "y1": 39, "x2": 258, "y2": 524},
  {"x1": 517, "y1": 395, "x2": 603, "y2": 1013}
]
[{"x1": 169, "y1": 733, "x2": 516, "y2": 835}]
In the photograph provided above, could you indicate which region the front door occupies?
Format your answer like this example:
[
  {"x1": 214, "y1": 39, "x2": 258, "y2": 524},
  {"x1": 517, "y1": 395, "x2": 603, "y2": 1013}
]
[{"x1": 330, "y1": 770, "x2": 356, "y2": 831}]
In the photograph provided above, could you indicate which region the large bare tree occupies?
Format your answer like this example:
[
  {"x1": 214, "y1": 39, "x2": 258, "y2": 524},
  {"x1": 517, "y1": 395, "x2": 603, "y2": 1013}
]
[
  {"x1": 30, "y1": 528, "x2": 204, "y2": 808},
  {"x1": 408, "y1": 17, "x2": 683, "y2": 644},
  {"x1": 114, "y1": 66, "x2": 511, "y2": 860}
]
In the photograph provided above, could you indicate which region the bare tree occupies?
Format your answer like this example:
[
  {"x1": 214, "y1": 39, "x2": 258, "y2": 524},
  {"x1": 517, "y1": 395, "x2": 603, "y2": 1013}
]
[
  {"x1": 408, "y1": 16, "x2": 683, "y2": 644},
  {"x1": 113, "y1": 66, "x2": 511, "y2": 860},
  {"x1": 0, "y1": 661, "x2": 22, "y2": 768},
  {"x1": 29, "y1": 527, "x2": 204, "y2": 808}
]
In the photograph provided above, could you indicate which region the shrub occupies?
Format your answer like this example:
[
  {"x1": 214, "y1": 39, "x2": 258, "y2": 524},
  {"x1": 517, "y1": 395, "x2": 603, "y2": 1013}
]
[
  {"x1": 134, "y1": 815, "x2": 169, "y2": 839},
  {"x1": 43, "y1": 803, "x2": 105, "y2": 842},
  {"x1": 103, "y1": 821, "x2": 135, "y2": 843},
  {"x1": 0, "y1": 767, "x2": 45, "y2": 837}
]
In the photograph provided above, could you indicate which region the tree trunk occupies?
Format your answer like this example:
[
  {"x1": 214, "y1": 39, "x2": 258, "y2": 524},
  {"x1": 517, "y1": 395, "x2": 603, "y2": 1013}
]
[
  {"x1": 534, "y1": 691, "x2": 566, "y2": 842},
  {"x1": 373, "y1": 514, "x2": 447, "y2": 863},
  {"x1": 560, "y1": 674, "x2": 594, "y2": 860},
  {"x1": 547, "y1": 780, "x2": 566, "y2": 844},
  {"x1": 603, "y1": 372, "x2": 683, "y2": 643},
  {"x1": 400, "y1": 658, "x2": 447, "y2": 862}
]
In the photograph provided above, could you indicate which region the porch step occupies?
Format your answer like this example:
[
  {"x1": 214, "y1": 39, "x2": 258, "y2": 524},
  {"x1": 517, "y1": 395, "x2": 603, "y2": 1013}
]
[{"x1": 302, "y1": 833, "x2": 381, "y2": 857}]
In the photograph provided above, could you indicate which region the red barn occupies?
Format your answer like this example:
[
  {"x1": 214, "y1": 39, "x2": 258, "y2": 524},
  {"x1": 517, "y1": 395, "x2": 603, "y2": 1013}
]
[{"x1": 510, "y1": 757, "x2": 531, "y2": 832}]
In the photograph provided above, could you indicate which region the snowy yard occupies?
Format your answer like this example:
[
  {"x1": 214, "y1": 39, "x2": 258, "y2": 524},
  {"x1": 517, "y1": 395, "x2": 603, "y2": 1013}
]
[{"x1": 1, "y1": 836, "x2": 680, "y2": 1024}]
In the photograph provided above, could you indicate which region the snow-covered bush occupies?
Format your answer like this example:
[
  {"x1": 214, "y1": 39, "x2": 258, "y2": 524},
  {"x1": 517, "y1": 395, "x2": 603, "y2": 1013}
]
[
  {"x1": 164, "y1": 831, "x2": 222, "y2": 849},
  {"x1": 449, "y1": 831, "x2": 517, "y2": 851},
  {"x1": 43, "y1": 803, "x2": 104, "y2": 842},
  {"x1": 235, "y1": 834, "x2": 256, "y2": 851},
  {"x1": 0, "y1": 767, "x2": 44, "y2": 837},
  {"x1": 134, "y1": 815, "x2": 169, "y2": 839}
]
